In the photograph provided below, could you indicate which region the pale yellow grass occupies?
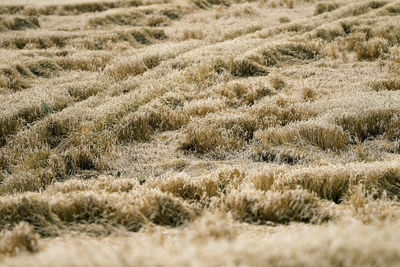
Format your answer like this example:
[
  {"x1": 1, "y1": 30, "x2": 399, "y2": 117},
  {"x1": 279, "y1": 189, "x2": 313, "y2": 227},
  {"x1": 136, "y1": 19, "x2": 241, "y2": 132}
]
[{"x1": 0, "y1": 0, "x2": 400, "y2": 265}]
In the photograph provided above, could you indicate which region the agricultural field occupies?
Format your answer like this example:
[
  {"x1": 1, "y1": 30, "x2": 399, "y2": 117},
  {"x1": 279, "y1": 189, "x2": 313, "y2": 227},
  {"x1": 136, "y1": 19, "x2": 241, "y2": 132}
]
[{"x1": 0, "y1": 0, "x2": 400, "y2": 265}]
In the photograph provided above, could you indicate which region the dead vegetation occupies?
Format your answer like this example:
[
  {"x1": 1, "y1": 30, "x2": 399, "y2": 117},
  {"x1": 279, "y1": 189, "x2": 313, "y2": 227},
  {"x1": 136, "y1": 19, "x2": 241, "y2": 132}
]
[
  {"x1": 0, "y1": 0, "x2": 400, "y2": 265},
  {"x1": 0, "y1": 28, "x2": 167, "y2": 50},
  {"x1": 0, "y1": 16, "x2": 39, "y2": 32},
  {"x1": 0, "y1": 222, "x2": 40, "y2": 257},
  {"x1": 0, "y1": 190, "x2": 197, "y2": 236},
  {"x1": 225, "y1": 188, "x2": 332, "y2": 224}
]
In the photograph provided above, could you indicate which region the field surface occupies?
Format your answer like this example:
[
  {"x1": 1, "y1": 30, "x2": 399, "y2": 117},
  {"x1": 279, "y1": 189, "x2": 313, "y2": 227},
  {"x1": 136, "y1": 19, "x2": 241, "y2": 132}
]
[{"x1": 0, "y1": 0, "x2": 400, "y2": 266}]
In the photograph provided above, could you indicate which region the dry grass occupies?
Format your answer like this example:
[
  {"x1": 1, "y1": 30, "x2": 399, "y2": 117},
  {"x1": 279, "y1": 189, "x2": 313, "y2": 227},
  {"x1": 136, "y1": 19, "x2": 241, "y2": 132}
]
[
  {"x1": 0, "y1": 222, "x2": 40, "y2": 257},
  {"x1": 0, "y1": 0, "x2": 400, "y2": 265},
  {"x1": 225, "y1": 188, "x2": 332, "y2": 224}
]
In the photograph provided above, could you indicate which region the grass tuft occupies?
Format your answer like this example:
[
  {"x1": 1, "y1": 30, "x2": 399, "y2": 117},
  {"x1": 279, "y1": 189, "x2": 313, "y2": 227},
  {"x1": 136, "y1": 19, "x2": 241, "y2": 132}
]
[
  {"x1": 225, "y1": 188, "x2": 331, "y2": 224},
  {"x1": 0, "y1": 222, "x2": 40, "y2": 256},
  {"x1": 356, "y1": 37, "x2": 389, "y2": 61}
]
